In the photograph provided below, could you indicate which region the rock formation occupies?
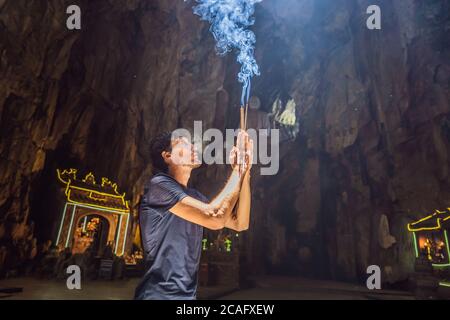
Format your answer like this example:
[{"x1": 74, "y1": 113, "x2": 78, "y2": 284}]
[{"x1": 0, "y1": 0, "x2": 449, "y2": 283}]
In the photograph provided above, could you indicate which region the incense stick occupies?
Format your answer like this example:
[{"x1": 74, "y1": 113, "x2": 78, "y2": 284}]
[
  {"x1": 238, "y1": 105, "x2": 248, "y2": 177},
  {"x1": 244, "y1": 103, "x2": 249, "y2": 130},
  {"x1": 240, "y1": 106, "x2": 245, "y2": 130}
]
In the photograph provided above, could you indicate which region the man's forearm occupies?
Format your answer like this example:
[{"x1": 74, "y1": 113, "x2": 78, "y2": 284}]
[
  {"x1": 216, "y1": 185, "x2": 240, "y2": 219},
  {"x1": 224, "y1": 170, "x2": 251, "y2": 231},
  {"x1": 210, "y1": 168, "x2": 242, "y2": 211},
  {"x1": 176, "y1": 168, "x2": 242, "y2": 219}
]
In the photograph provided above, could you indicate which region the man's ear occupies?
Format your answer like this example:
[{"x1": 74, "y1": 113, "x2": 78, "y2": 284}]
[{"x1": 161, "y1": 150, "x2": 171, "y2": 164}]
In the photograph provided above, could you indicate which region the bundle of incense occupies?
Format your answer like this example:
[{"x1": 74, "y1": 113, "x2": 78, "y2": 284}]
[{"x1": 238, "y1": 104, "x2": 249, "y2": 176}]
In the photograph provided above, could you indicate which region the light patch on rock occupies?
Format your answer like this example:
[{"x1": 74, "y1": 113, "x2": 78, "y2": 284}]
[{"x1": 378, "y1": 214, "x2": 396, "y2": 249}]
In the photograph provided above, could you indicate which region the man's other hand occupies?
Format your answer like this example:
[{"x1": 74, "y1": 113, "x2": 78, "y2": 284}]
[{"x1": 230, "y1": 130, "x2": 254, "y2": 174}]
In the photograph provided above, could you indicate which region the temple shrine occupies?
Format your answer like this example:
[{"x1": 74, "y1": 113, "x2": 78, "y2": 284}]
[{"x1": 55, "y1": 169, "x2": 131, "y2": 256}]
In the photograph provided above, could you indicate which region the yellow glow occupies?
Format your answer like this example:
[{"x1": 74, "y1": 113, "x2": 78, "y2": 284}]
[
  {"x1": 57, "y1": 168, "x2": 77, "y2": 184},
  {"x1": 101, "y1": 177, "x2": 120, "y2": 194},
  {"x1": 82, "y1": 172, "x2": 96, "y2": 184},
  {"x1": 67, "y1": 189, "x2": 130, "y2": 213},
  {"x1": 418, "y1": 236, "x2": 427, "y2": 249},
  {"x1": 407, "y1": 219, "x2": 441, "y2": 232},
  {"x1": 133, "y1": 225, "x2": 142, "y2": 248},
  {"x1": 432, "y1": 230, "x2": 450, "y2": 267},
  {"x1": 88, "y1": 192, "x2": 108, "y2": 202},
  {"x1": 70, "y1": 184, "x2": 126, "y2": 200},
  {"x1": 424, "y1": 240, "x2": 432, "y2": 260},
  {"x1": 57, "y1": 168, "x2": 130, "y2": 212},
  {"x1": 56, "y1": 169, "x2": 131, "y2": 257},
  {"x1": 407, "y1": 209, "x2": 450, "y2": 232},
  {"x1": 58, "y1": 169, "x2": 125, "y2": 197}
]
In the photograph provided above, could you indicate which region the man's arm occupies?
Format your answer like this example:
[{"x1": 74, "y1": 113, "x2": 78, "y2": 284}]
[
  {"x1": 209, "y1": 167, "x2": 242, "y2": 216},
  {"x1": 169, "y1": 168, "x2": 243, "y2": 230},
  {"x1": 224, "y1": 135, "x2": 253, "y2": 232},
  {"x1": 224, "y1": 170, "x2": 251, "y2": 232},
  {"x1": 169, "y1": 131, "x2": 253, "y2": 231},
  {"x1": 169, "y1": 196, "x2": 225, "y2": 230}
]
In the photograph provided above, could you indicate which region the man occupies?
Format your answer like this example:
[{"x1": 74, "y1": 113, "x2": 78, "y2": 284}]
[{"x1": 134, "y1": 130, "x2": 253, "y2": 300}]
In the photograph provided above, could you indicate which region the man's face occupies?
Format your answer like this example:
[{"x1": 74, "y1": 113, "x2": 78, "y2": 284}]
[{"x1": 169, "y1": 136, "x2": 201, "y2": 168}]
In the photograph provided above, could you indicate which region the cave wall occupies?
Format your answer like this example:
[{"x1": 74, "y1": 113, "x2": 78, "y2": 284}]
[
  {"x1": 0, "y1": 0, "x2": 225, "y2": 271},
  {"x1": 0, "y1": 0, "x2": 449, "y2": 283},
  {"x1": 243, "y1": 0, "x2": 450, "y2": 282}
]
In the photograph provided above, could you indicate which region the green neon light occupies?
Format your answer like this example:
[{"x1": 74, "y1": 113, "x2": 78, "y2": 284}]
[
  {"x1": 120, "y1": 212, "x2": 130, "y2": 256},
  {"x1": 65, "y1": 204, "x2": 77, "y2": 248},
  {"x1": 225, "y1": 239, "x2": 232, "y2": 252},
  {"x1": 82, "y1": 216, "x2": 87, "y2": 232},
  {"x1": 431, "y1": 262, "x2": 450, "y2": 268},
  {"x1": 56, "y1": 197, "x2": 130, "y2": 255},
  {"x1": 56, "y1": 203, "x2": 68, "y2": 246},
  {"x1": 439, "y1": 282, "x2": 450, "y2": 287},
  {"x1": 115, "y1": 214, "x2": 123, "y2": 255},
  {"x1": 413, "y1": 232, "x2": 419, "y2": 258},
  {"x1": 70, "y1": 202, "x2": 129, "y2": 215},
  {"x1": 445, "y1": 230, "x2": 450, "y2": 260}
]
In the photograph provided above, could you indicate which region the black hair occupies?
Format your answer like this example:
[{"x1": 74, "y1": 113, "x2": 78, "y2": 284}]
[{"x1": 150, "y1": 131, "x2": 173, "y2": 173}]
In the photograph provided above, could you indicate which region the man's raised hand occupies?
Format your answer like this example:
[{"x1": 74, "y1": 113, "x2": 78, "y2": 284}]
[{"x1": 230, "y1": 130, "x2": 254, "y2": 175}]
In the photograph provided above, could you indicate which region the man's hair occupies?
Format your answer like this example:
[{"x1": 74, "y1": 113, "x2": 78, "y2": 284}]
[{"x1": 150, "y1": 132, "x2": 173, "y2": 173}]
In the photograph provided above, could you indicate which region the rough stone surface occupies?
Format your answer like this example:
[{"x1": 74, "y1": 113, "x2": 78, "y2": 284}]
[{"x1": 0, "y1": 0, "x2": 449, "y2": 283}]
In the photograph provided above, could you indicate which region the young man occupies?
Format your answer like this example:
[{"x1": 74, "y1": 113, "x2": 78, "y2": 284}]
[{"x1": 134, "y1": 130, "x2": 253, "y2": 300}]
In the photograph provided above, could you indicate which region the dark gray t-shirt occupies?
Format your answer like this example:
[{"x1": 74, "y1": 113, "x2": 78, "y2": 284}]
[{"x1": 134, "y1": 173, "x2": 207, "y2": 300}]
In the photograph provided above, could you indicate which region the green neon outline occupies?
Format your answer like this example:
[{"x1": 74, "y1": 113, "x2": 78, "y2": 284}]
[
  {"x1": 57, "y1": 202, "x2": 130, "y2": 255},
  {"x1": 65, "y1": 204, "x2": 77, "y2": 248},
  {"x1": 114, "y1": 214, "x2": 123, "y2": 255},
  {"x1": 439, "y1": 281, "x2": 450, "y2": 287},
  {"x1": 56, "y1": 203, "x2": 68, "y2": 246},
  {"x1": 413, "y1": 232, "x2": 419, "y2": 258},
  {"x1": 121, "y1": 213, "x2": 130, "y2": 256},
  {"x1": 82, "y1": 216, "x2": 87, "y2": 232},
  {"x1": 69, "y1": 202, "x2": 129, "y2": 215}
]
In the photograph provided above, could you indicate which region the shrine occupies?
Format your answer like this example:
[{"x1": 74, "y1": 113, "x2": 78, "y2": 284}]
[
  {"x1": 55, "y1": 169, "x2": 131, "y2": 256},
  {"x1": 408, "y1": 209, "x2": 450, "y2": 268}
]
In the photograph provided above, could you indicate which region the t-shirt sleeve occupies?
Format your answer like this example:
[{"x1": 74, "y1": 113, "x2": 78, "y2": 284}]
[
  {"x1": 193, "y1": 190, "x2": 209, "y2": 204},
  {"x1": 145, "y1": 175, "x2": 188, "y2": 209}
]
